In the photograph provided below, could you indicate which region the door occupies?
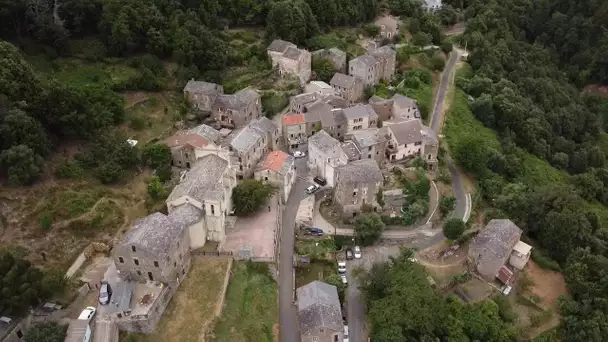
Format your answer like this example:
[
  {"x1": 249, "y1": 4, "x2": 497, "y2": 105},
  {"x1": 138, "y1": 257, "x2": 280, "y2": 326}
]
[{"x1": 148, "y1": 272, "x2": 154, "y2": 281}]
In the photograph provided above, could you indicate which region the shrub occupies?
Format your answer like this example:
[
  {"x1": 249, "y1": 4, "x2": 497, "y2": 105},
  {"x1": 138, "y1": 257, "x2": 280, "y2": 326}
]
[
  {"x1": 354, "y1": 213, "x2": 385, "y2": 246},
  {"x1": 129, "y1": 116, "x2": 146, "y2": 130},
  {"x1": 443, "y1": 218, "x2": 466, "y2": 240},
  {"x1": 54, "y1": 159, "x2": 84, "y2": 179},
  {"x1": 530, "y1": 249, "x2": 562, "y2": 272},
  {"x1": 39, "y1": 213, "x2": 53, "y2": 231}
]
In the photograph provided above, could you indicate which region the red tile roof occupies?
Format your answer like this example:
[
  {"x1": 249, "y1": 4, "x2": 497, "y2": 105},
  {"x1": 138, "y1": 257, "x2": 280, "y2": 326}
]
[
  {"x1": 283, "y1": 114, "x2": 305, "y2": 125},
  {"x1": 497, "y1": 265, "x2": 514, "y2": 285},
  {"x1": 259, "y1": 151, "x2": 289, "y2": 173},
  {"x1": 165, "y1": 133, "x2": 209, "y2": 148}
]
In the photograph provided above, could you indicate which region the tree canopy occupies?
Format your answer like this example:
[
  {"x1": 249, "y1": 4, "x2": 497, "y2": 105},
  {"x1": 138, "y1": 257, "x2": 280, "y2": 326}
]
[
  {"x1": 354, "y1": 213, "x2": 385, "y2": 246},
  {"x1": 232, "y1": 179, "x2": 276, "y2": 216}
]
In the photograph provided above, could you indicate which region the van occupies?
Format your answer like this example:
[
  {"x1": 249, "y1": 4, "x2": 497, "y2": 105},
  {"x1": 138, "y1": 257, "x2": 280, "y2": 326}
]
[
  {"x1": 99, "y1": 281, "x2": 112, "y2": 305},
  {"x1": 313, "y1": 176, "x2": 327, "y2": 186}
]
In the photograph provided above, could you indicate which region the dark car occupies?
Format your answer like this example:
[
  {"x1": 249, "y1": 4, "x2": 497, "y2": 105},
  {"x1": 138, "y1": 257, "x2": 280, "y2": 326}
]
[
  {"x1": 308, "y1": 227, "x2": 324, "y2": 236},
  {"x1": 346, "y1": 248, "x2": 354, "y2": 260},
  {"x1": 99, "y1": 281, "x2": 112, "y2": 305},
  {"x1": 313, "y1": 176, "x2": 327, "y2": 186}
]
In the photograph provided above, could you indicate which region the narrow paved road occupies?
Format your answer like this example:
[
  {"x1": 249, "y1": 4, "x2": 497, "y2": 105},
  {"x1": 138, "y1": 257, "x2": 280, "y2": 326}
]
[
  {"x1": 279, "y1": 156, "x2": 309, "y2": 342},
  {"x1": 430, "y1": 50, "x2": 460, "y2": 132}
]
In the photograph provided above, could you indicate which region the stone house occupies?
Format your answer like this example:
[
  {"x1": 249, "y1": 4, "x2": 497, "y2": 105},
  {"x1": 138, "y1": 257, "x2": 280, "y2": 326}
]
[
  {"x1": 283, "y1": 113, "x2": 307, "y2": 151},
  {"x1": 392, "y1": 93, "x2": 420, "y2": 120},
  {"x1": 267, "y1": 39, "x2": 312, "y2": 85},
  {"x1": 369, "y1": 95, "x2": 395, "y2": 122},
  {"x1": 384, "y1": 119, "x2": 426, "y2": 161},
  {"x1": 349, "y1": 54, "x2": 378, "y2": 87},
  {"x1": 228, "y1": 125, "x2": 268, "y2": 179},
  {"x1": 183, "y1": 80, "x2": 223, "y2": 112},
  {"x1": 250, "y1": 116, "x2": 280, "y2": 150},
  {"x1": 330, "y1": 73, "x2": 364, "y2": 104},
  {"x1": 296, "y1": 281, "x2": 344, "y2": 342},
  {"x1": 374, "y1": 16, "x2": 401, "y2": 39},
  {"x1": 423, "y1": 0, "x2": 442, "y2": 12},
  {"x1": 349, "y1": 128, "x2": 389, "y2": 164},
  {"x1": 468, "y1": 219, "x2": 532, "y2": 282},
  {"x1": 165, "y1": 124, "x2": 228, "y2": 169},
  {"x1": 291, "y1": 92, "x2": 323, "y2": 114},
  {"x1": 421, "y1": 125, "x2": 439, "y2": 169},
  {"x1": 370, "y1": 46, "x2": 397, "y2": 82},
  {"x1": 312, "y1": 47, "x2": 347, "y2": 73},
  {"x1": 304, "y1": 103, "x2": 347, "y2": 141},
  {"x1": 340, "y1": 141, "x2": 361, "y2": 162},
  {"x1": 307, "y1": 130, "x2": 348, "y2": 187},
  {"x1": 254, "y1": 151, "x2": 296, "y2": 203},
  {"x1": 334, "y1": 159, "x2": 383, "y2": 216},
  {"x1": 183, "y1": 81, "x2": 261, "y2": 129},
  {"x1": 342, "y1": 104, "x2": 378, "y2": 134},
  {"x1": 166, "y1": 154, "x2": 237, "y2": 247}
]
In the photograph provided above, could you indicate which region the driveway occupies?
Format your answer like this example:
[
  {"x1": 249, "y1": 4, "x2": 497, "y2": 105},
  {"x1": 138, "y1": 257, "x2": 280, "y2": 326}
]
[{"x1": 279, "y1": 155, "x2": 310, "y2": 342}]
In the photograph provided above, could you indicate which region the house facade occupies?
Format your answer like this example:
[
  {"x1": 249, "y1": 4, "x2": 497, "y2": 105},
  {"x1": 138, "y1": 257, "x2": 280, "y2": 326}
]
[
  {"x1": 349, "y1": 55, "x2": 377, "y2": 87},
  {"x1": 304, "y1": 81, "x2": 335, "y2": 95},
  {"x1": 392, "y1": 93, "x2": 420, "y2": 120},
  {"x1": 166, "y1": 154, "x2": 237, "y2": 247},
  {"x1": 283, "y1": 113, "x2": 307, "y2": 151},
  {"x1": 370, "y1": 46, "x2": 397, "y2": 82},
  {"x1": 330, "y1": 73, "x2": 364, "y2": 105},
  {"x1": 385, "y1": 119, "x2": 425, "y2": 161},
  {"x1": 307, "y1": 130, "x2": 348, "y2": 187},
  {"x1": 342, "y1": 104, "x2": 378, "y2": 134},
  {"x1": 374, "y1": 16, "x2": 400, "y2": 39},
  {"x1": 297, "y1": 281, "x2": 344, "y2": 342},
  {"x1": 165, "y1": 125, "x2": 229, "y2": 169},
  {"x1": 369, "y1": 95, "x2": 395, "y2": 122},
  {"x1": 254, "y1": 151, "x2": 296, "y2": 203},
  {"x1": 350, "y1": 128, "x2": 388, "y2": 164},
  {"x1": 334, "y1": 159, "x2": 384, "y2": 216},
  {"x1": 267, "y1": 39, "x2": 312, "y2": 85},
  {"x1": 183, "y1": 80, "x2": 223, "y2": 112},
  {"x1": 228, "y1": 126, "x2": 268, "y2": 179}
]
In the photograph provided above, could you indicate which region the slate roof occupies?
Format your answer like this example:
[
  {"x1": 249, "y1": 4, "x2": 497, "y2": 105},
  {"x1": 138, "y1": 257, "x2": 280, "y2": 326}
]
[
  {"x1": 342, "y1": 104, "x2": 378, "y2": 121},
  {"x1": 309, "y1": 130, "x2": 340, "y2": 154},
  {"x1": 471, "y1": 219, "x2": 522, "y2": 264},
  {"x1": 284, "y1": 114, "x2": 306, "y2": 125},
  {"x1": 169, "y1": 202, "x2": 202, "y2": 227},
  {"x1": 268, "y1": 39, "x2": 295, "y2": 53},
  {"x1": 215, "y1": 88, "x2": 259, "y2": 110},
  {"x1": 284, "y1": 47, "x2": 303, "y2": 60},
  {"x1": 330, "y1": 73, "x2": 357, "y2": 89},
  {"x1": 229, "y1": 126, "x2": 264, "y2": 153},
  {"x1": 256, "y1": 151, "x2": 294, "y2": 175},
  {"x1": 369, "y1": 95, "x2": 393, "y2": 105},
  {"x1": 386, "y1": 119, "x2": 423, "y2": 145},
  {"x1": 122, "y1": 212, "x2": 186, "y2": 259},
  {"x1": 186, "y1": 124, "x2": 221, "y2": 144},
  {"x1": 350, "y1": 54, "x2": 377, "y2": 67},
  {"x1": 336, "y1": 159, "x2": 383, "y2": 183},
  {"x1": 324, "y1": 95, "x2": 348, "y2": 108},
  {"x1": 183, "y1": 80, "x2": 222, "y2": 94},
  {"x1": 392, "y1": 93, "x2": 417, "y2": 108},
  {"x1": 250, "y1": 117, "x2": 278, "y2": 135},
  {"x1": 332, "y1": 108, "x2": 347, "y2": 127},
  {"x1": 341, "y1": 141, "x2": 361, "y2": 161},
  {"x1": 421, "y1": 125, "x2": 438, "y2": 144},
  {"x1": 352, "y1": 128, "x2": 387, "y2": 148},
  {"x1": 371, "y1": 45, "x2": 397, "y2": 58},
  {"x1": 165, "y1": 133, "x2": 209, "y2": 148},
  {"x1": 167, "y1": 154, "x2": 229, "y2": 202},
  {"x1": 297, "y1": 281, "x2": 343, "y2": 336},
  {"x1": 292, "y1": 92, "x2": 321, "y2": 105}
]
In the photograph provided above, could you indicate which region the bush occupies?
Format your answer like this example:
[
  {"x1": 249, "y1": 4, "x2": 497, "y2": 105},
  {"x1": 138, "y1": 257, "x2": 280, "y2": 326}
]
[
  {"x1": 381, "y1": 215, "x2": 403, "y2": 225},
  {"x1": 354, "y1": 213, "x2": 385, "y2": 246},
  {"x1": 96, "y1": 162, "x2": 123, "y2": 184},
  {"x1": 531, "y1": 249, "x2": 562, "y2": 272},
  {"x1": 40, "y1": 213, "x2": 53, "y2": 231},
  {"x1": 441, "y1": 41, "x2": 453, "y2": 54},
  {"x1": 431, "y1": 54, "x2": 446, "y2": 71},
  {"x1": 362, "y1": 24, "x2": 381, "y2": 37},
  {"x1": 54, "y1": 159, "x2": 84, "y2": 179},
  {"x1": 443, "y1": 218, "x2": 466, "y2": 240},
  {"x1": 129, "y1": 116, "x2": 146, "y2": 130},
  {"x1": 439, "y1": 196, "x2": 456, "y2": 217},
  {"x1": 262, "y1": 92, "x2": 288, "y2": 118}
]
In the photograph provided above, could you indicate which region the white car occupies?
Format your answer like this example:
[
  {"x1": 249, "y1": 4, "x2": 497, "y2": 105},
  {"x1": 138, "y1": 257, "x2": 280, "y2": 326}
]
[
  {"x1": 354, "y1": 246, "x2": 362, "y2": 259},
  {"x1": 408, "y1": 257, "x2": 419, "y2": 263},
  {"x1": 78, "y1": 306, "x2": 97, "y2": 322},
  {"x1": 340, "y1": 274, "x2": 348, "y2": 286},
  {"x1": 338, "y1": 261, "x2": 347, "y2": 274},
  {"x1": 344, "y1": 325, "x2": 349, "y2": 342},
  {"x1": 305, "y1": 184, "x2": 320, "y2": 194},
  {"x1": 293, "y1": 151, "x2": 306, "y2": 158},
  {"x1": 502, "y1": 285, "x2": 512, "y2": 296}
]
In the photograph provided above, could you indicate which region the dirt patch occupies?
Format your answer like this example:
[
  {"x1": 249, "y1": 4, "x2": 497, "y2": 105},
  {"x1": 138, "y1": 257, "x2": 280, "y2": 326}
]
[
  {"x1": 417, "y1": 242, "x2": 468, "y2": 284},
  {"x1": 524, "y1": 261, "x2": 568, "y2": 310},
  {"x1": 583, "y1": 84, "x2": 608, "y2": 98}
]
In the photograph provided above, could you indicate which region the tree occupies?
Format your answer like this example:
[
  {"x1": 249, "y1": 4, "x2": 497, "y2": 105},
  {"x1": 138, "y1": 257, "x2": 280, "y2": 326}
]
[
  {"x1": 412, "y1": 32, "x2": 431, "y2": 46},
  {"x1": 312, "y1": 58, "x2": 335, "y2": 83},
  {"x1": 147, "y1": 176, "x2": 166, "y2": 200},
  {"x1": 439, "y1": 196, "x2": 456, "y2": 217},
  {"x1": 430, "y1": 54, "x2": 446, "y2": 71},
  {"x1": 142, "y1": 143, "x2": 172, "y2": 169},
  {"x1": 324, "y1": 273, "x2": 345, "y2": 302},
  {"x1": 25, "y1": 323, "x2": 67, "y2": 342},
  {"x1": 0, "y1": 145, "x2": 44, "y2": 185},
  {"x1": 438, "y1": 5, "x2": 458, "y2": 26},
  {"x1": 440, "y1": 41, "x2": 453, "y2": 54},
  {"x1": 453, "y1": 136, "x2": 490, "y2": 177},
  {"x1": 443, "y1": 218, "x2": 465, "y2": 240},
  {"x1": 0, "y1": 109, "x2": 51, "y2": 156},
  {"x1": 232, "y1": 180, "x2": 276, "y2": 216},
  {"x1": 364, "y1": 86, "x2": 375, "y2": 101},
  {"x1": 0, "y1": 41, "x2": 43, "y2": 103},
  {"x1": 266, "y1": 0, "x2": 319, "y2": 45},
  {"x1": 354, "y1": 213, "x2": 385, "y2": 246},
  {"x1": 363, "y1": 24, "x2": 380, "y2": 37},
  {"x1": 376, "y1": 188, "x2": 385, "y2": 207}
]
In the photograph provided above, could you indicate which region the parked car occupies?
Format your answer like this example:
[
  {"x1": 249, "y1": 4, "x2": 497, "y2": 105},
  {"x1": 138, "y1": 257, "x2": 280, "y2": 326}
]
[
  {"x1": 305, "y1": 184, "x2": 320, "y2": 194},
  {"x1": 293, "y1": 151, "x2": 306, "y2": 158},
  {"x1": 99, "y1": 281, "x2": 112, "y2": 305},
  {"x1": 78, "y1": 307, "x2": 97, "y2": 322},
  {"x1": 346, "y1": 248, "x2": 354, "y2": 260},
  {"x1": 307, "y1": 227, "x2": 324, "y2": 236},
  {"x1": 338, "y1": 261, "x2": 347, "y2": 274},
  {"x1": 340, "y1": 274, "x2": 348, "y2": 286},
  {"x1": 354, "y1": 246, "x2": 362, "y2": 259},
  {"x1": 313, "y1": 176, "x2": 327, "y2": 186},
  {"x1": 502, "y1": 285, "x2": 513, "y2": 296},
  {"x1": 344, "y1": 325, "x2": 349, "y2": 342}
]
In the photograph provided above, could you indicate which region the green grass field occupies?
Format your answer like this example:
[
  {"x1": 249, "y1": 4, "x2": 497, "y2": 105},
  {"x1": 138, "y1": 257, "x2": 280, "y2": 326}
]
[{"x1": 212, "y1": 262, "x2": 278, "y2": 342}]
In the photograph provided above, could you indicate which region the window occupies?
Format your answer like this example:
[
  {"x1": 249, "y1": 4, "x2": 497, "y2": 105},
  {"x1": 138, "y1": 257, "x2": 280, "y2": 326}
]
[
  {"x1": 119, "y1": 257, "x2": 124, "y2": 263},
  {"x1": 131, "y1": 246, "x2": 136, "y2": 252},
  {"x1": 16, "y1": 330, "x2": 23, "y2": 338},
  {"x1": 174, "y1": 262, "x2": 177, "y2": 267},
  {"x1": 154, "y1": 261, "x2": 159, "y2": 267},
  {"x1": 136, "y1": 270, "x2": 142, "y2": 276},
  {"x1": 148, "y1": 272, "x2": 154, "y2": 281},
  {"x1": 368, "y1": 154, "x2": 372, "y2": 159},
  {"x1": 179, "y1": 253, "x2": 182, "y2": 260},
  {"x1": 369, "y1": 147, "x2": 372, "y2": 151},
  {"x1": 211, "y1": 205, "x2": 215, "y2": 215},
  {"x1": 182, "y1": 269, "x2": 186, "y2": 275},
  {"x1": 353, "y1": 191, "x2": 358, "y2": 197},
  {"x1": 133, "y1": 258, "x2": 139, "y2": 266}
]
